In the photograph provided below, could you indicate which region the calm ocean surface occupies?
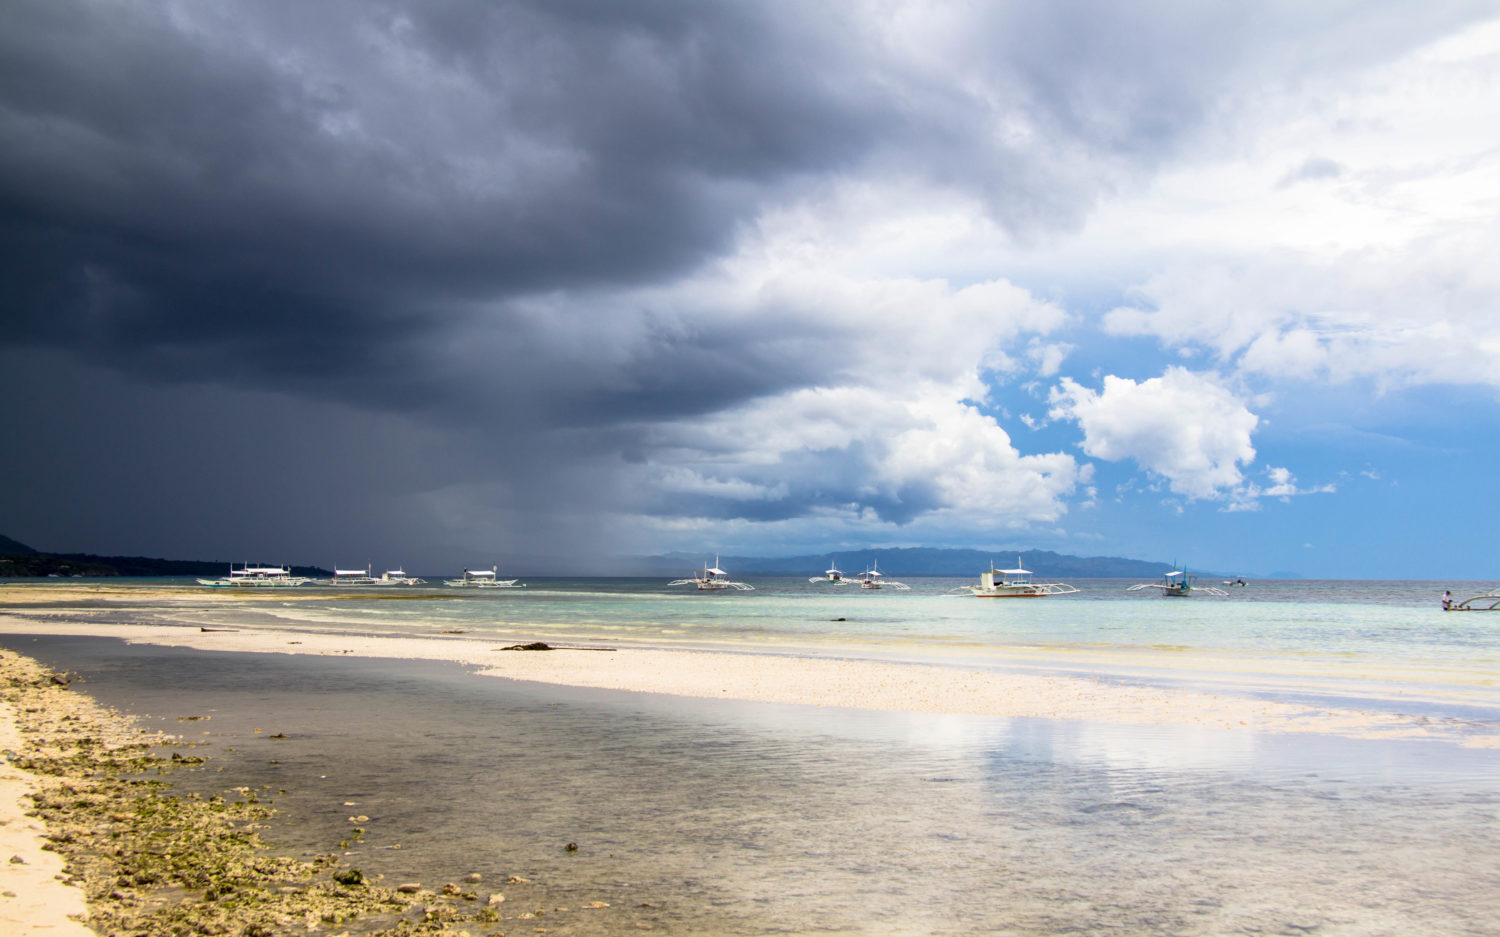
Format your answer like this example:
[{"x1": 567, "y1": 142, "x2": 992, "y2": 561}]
[
  {"x1": 123, "y1": 575, "x2": 1500, "y2": 714},
  {"x1": 7, "y1": 577, "x2": 1500, "y2": 935}
]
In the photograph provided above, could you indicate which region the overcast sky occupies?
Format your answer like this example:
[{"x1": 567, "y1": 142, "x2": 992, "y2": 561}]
[{"x1": 3, "y1": 0, "x2": 1498, "y2": 578}]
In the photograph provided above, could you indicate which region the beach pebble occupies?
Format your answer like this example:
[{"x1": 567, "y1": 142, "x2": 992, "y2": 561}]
[
  {"x1": 466, "y1": 872, "x2": 483, "y2": 882},
  {"x1": 487, "y1": 893, "x2": 505, "y2": 906},
  {"x1": 397, "y1": 883, "x2": 422, "y2": 893}
]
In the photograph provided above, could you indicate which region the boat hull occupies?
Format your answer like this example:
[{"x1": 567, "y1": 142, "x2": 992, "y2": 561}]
[{"x1": 971, "y1": 590, "x2": 1049, "y2": 598}]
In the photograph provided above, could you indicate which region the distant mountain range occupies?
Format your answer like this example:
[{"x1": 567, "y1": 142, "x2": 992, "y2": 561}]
[{"x1": 0, "y1": 535, "x2": 329, "y2": 579}]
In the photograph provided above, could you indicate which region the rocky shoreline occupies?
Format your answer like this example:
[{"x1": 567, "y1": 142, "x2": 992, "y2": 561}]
[{"x1": 0, "y1": 645, "x2": 524, "y2": 936}]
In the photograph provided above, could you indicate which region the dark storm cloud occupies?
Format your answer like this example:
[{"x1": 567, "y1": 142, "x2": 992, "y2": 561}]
[
  {"x1": 0, "y1": 0, "x2": 886, "y2": 406},
  {"x1": 4, "y1": 0, "x2": 1481, "y2": 413}
]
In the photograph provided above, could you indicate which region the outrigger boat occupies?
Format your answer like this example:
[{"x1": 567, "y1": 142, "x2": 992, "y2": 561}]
[
  {"x1": 444, "y1": 566, "x2": 523, "y2": 588},
  {"x1": 951, "y1": 557, "x2": 1079, "y2": 598},
  {"x1": 1127, "y1": 568, "x2": 1227, "y2": 597},
  {"x1": 810, "y1": 560, "x2": 849, "y2": 584},
  {"x1": 328, "y1": 565, "x2": 379, "y2": 586},
  {"x1": 1442, "y1": 589, "x2": 1500, "y2": 611},
  {"x1": 669, "y1": 555, "x2": 754, "y2": 591},
  {"x1": 373, "y1": 568, "x2": 426, "y2": 586},
  {"x1": 856, "y1": 560, "x2": 909, "y2": 591},
  {"x1": 197, "y1": 564, "x2": 312, "y2": 588}
]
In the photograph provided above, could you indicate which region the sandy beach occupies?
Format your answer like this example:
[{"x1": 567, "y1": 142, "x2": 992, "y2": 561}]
[{"x1": 0, "y1": 688, "x2": 94, "y2": 936}]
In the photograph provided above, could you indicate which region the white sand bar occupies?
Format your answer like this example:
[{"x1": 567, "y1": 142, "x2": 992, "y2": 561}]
[{"x1": 2, "y1": 609, "x2": 1495, "y2": 749}]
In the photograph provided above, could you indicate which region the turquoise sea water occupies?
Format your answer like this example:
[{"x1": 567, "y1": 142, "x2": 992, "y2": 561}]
[
  {"x1": 93, "y1": 575, "x2": 1500, "y2": 714},
  {"x1": 6, "y1": 578, "x2": 1500, "y2": 935}
]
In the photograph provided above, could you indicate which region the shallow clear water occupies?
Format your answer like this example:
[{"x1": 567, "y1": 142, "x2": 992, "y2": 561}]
[
  {"x1": 12, "y1": 636, "x2": 1500, "y2": 937},
  {"x1": 6, "y1": 578, "x2": 1500, "y2": 935}
]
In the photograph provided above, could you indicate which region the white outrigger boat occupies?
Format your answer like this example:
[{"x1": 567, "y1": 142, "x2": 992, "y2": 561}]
[
  {"x1": 951, "y1": 557, "x2": 1079, "y2": 598},
  {"x1": 445, "y1": 566, "x2": 523, "y2": 588},
  {"x1": 856, "y1": 560, "x2": 909, "y2": 591},
  {"x1": 374, "y1": 568, "x2": 426, "y2": 586},
  {"x1": 810, "y1": 560, "x2": 849, "y2": 584},
  {"x1": 197, "y1": 564, "x2": 312, "y2": 588},
  {"x1": 1127, "y1": 568, "x2": 1227, "y2": 597},
  {"x1": 328, "y1": 565, "x2": 379, "y2": 586},
  {"x1": 669, "y1": 556, "x2": 754, "y2": 591}
]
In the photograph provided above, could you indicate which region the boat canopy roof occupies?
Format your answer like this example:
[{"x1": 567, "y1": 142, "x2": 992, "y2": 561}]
[
  {"x1": 704, "y1": 567, "x2": 726, "y2": 575},
  {"x1": 335, "y1": 568, "x2": 369, "y2": 576},
  {"x1": 991, "y1": 556, "x2": 1033, "y2": 577},
  {"x1": 465, "y1": 568, "x2": 497, "y2": 577}
]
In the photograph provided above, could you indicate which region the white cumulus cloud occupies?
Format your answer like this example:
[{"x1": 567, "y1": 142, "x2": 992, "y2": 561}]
[{"x1": 1048, "y1": 368, "x2": 1258, "y2": 500}]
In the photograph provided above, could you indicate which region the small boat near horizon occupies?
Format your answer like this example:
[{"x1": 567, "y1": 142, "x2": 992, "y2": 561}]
[
  {"x1": 856, "y1": 560, "x2": 909, "y2": 591},
  {"x1": 1128, "y1": 567, "x2": 1228, "y2": 597},
  {"x1": 444, "y1": 566, "x2": 523, "y2": 588},
  {"x1": 669, "y1": 555, "x2": 754, "y2": 591},
  {"x1": 197, "y1": 564, "x2": 312, "y2": 588},
  {"x1": 810, "y1": 560, "x2": 848, "y2": 584},
  {"x1": 951, "y1": 556, "x2": 1079, "y2": 598}
]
